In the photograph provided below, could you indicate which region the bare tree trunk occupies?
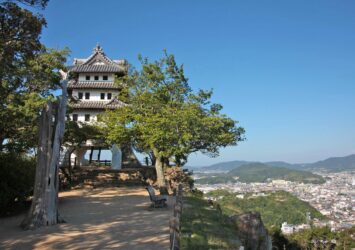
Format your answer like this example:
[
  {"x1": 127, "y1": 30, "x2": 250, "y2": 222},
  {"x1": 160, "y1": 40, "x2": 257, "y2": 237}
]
[{"x1": 21, "y1": 81, "x2": 67, "y2": 230}]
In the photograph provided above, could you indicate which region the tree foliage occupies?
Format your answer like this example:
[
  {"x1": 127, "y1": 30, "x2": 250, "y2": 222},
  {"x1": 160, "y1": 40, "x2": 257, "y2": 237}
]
[
  {"x1": 64, "y1": 119, "x2": 103, "y2": 148},
  {"x1": 0, "y1": 152, "x2": 36, "y2": 215},
  {"x1": 285, "y1": 226, "x2": 355, "y2": 250},
  {"x1": 101, "y1": 52, "x2": 245, "y2": 187},
  {"x1": 0, "y1": 0, "x2": 69, "y2": 152},
  {"x1": 207, "y1": 190, "x2": 325, "y2": 229}
]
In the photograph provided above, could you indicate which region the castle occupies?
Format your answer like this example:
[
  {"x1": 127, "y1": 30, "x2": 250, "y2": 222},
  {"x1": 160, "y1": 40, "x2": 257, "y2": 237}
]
[{"x1": 62, "y1": 45, "x2": 140, "y2": 169}]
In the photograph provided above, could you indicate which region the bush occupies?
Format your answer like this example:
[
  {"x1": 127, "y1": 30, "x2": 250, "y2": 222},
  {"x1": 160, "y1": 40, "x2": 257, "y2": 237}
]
[{"x1": 0, "y1": 153, "x2": 36, "y2": 215}]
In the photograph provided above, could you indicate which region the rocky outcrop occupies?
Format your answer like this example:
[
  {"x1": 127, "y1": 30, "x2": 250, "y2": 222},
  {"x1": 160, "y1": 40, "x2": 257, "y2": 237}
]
[{"x1": 230, "y1": 212, "x2": 272, "y2": 250}]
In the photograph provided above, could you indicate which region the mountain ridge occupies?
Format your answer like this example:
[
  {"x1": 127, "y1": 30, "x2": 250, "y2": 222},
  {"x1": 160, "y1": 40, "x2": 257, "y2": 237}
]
[
  {"x1": 228, "y1": 163, "x2": 325, "y2": 184},
  {"x1": 190, "y1": 153, "x2": 355, "y2": 172},
  {"x1": 195, "y1": 163, "x2": 325, "y2": 184}
]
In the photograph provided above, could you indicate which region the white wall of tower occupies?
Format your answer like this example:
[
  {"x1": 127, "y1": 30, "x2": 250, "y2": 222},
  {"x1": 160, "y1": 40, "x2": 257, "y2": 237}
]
[
  {"x1": 69, "y1": 111, "x2": 100, "y2": 123},
  {"x1": 78, "y1": 73, "x2": 115, "y2": 82},
  {"x1": 72, "y1": 89, "x2": 119, "y2": 101}
]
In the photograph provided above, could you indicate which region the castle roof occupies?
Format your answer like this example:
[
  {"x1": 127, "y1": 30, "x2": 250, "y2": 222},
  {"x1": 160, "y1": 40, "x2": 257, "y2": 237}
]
[
  {"x1": 67, "y1": 80, "x2": 120, "y2": 90},
  {"x1": 70, "y1": 44, "x2": 127, "y2": 74},
  {"x1": 70, "y1": 98, "x2": 126, "y2": 110}
]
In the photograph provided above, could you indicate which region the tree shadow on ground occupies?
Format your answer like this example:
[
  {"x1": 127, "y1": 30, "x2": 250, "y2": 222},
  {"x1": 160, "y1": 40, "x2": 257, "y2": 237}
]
[{"x1": 0, "y1": 187, "x2": 174, "y2": 250}]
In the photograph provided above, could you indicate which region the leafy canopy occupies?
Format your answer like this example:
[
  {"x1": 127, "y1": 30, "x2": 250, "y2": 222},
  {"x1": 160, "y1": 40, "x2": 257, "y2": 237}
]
[
  {"x1": 0, "y1": 0, "x2": 69, "y2": 152},
  {"x1": 101, "y1": 52, "x2": 245, "y2": 164}
]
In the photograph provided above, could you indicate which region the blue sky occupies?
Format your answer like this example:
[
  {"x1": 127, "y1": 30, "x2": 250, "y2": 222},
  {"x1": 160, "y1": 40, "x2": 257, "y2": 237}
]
[{"x1": 40, "y1": 0, "x2": 355, "y2": 166}]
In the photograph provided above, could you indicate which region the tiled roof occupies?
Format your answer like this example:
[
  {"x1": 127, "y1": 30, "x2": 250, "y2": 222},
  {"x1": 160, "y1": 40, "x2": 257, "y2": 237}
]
[
  {"x1": 70, "y1": 99, "x2": 126, "y2": 110},
  {"x1": 71, "y1": 44, "x2": 127, "y2": 74},
  {"x1": 70, "y1": 64, "x2": 125, "y2": 73},
  {"x1": 68, "y1": 81, "x2": 120, "y2": 90}
]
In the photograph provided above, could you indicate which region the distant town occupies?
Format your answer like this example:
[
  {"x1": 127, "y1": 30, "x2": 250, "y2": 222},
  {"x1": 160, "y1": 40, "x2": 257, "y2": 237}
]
[{"x1": 195, "y1": 171, "x2": 355, "y2": 234}]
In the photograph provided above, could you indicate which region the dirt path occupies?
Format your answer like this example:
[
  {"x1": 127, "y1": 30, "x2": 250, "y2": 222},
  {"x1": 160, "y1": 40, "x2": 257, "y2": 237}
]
[{"x1": 0, "y1": 187, "x2": 173, "y2": 250}]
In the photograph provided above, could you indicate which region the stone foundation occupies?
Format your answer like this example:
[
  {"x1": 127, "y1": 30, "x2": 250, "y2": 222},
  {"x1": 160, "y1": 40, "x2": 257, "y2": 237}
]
[{"x1": 60, "y1": 167, "x2": 157, "y2": 189}]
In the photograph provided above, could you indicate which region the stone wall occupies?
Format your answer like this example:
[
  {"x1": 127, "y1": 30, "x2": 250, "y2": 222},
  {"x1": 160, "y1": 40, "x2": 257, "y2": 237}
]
[{"x1": 60, "y1": 167, "x2": 157, "y2": 189}]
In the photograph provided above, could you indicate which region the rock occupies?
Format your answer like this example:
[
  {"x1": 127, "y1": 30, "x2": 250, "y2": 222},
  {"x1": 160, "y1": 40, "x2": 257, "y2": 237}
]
[{"x1": 230, "y1": 212, "x2": 272, "y2": 250}]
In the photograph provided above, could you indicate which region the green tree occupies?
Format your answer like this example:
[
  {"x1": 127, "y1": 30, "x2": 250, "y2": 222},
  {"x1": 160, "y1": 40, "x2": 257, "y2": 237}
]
[
  {"x1": 0, "y1": 0, "x2": 68, "y2": 153},
  {"x1": 101, "y1": 52, "x2": 245, "y2": 189}
]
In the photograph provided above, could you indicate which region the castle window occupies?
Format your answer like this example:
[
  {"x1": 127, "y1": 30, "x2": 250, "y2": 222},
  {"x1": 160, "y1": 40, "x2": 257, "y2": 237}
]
[
  {"x1": 85, "y1": 92, "x2": 90, "y2": 99},
  {"x1": 85, "y1": 75, "x2": 90, "y2": 80},
  {"x1": 94, "y1": 75, "x2": 99, "y2": 81},
  {"x1": 100, "y1": 93, "x2": 105, "y2": 100},
  {"x1": 103, "y1": 75, "x2": 108, "y2": 81},
  {"x1": 72, "y1": 114, "x2": 78, "y2": 121},
  {"x1": 85, "y1": 114, "x2": 90, "y2": 121},
  {"x1": 107, "y1": 93, "x2": 112, "y2": 100},
  {"x1": 78, "y1": 92, "x2": 83, "y2": 99}
]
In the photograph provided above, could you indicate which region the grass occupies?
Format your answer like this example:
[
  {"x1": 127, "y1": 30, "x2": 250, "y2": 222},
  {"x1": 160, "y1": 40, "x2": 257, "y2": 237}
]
[{"x1": 180, "y1": 191, "x2": 241, "y2": 250}]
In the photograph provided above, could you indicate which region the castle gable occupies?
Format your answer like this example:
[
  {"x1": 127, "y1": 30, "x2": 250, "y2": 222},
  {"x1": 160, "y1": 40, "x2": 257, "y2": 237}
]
[{"x1": 71, "y1": 44, "x2": 126, "y2": 73}]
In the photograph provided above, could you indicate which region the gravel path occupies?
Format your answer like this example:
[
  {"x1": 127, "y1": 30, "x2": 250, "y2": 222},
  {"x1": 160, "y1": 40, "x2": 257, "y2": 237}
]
[{"x1": 0, "y1": 187, "x2": 173, "y2": 250}]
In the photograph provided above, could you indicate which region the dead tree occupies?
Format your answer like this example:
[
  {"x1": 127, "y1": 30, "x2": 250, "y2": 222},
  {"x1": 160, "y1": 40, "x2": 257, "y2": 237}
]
[{"x1": 21, "y1": 80, "x2": 68, "y2": 230}]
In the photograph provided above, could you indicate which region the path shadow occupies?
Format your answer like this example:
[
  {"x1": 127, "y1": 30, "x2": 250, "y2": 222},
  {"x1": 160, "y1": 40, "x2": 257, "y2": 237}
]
[{"x1": 0, "y1": 187, "x2": 174, "y2": 250}]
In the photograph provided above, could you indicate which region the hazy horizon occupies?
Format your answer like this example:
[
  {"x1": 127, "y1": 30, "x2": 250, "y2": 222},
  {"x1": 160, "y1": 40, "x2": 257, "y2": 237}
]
[{"x1": 187, "y1": 152, "x2": 355, "y2": 167}]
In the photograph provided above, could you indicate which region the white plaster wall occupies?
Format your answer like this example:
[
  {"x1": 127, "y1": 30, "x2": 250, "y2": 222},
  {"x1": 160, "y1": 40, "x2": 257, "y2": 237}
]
[
  {"x1": 78, "y1": 73, "x2": 115, "y2": 82},
  {"x1": 72, "y1": 90, "x2": 119, "y2": 101},
  {"x1": 70, "y1": 111, "x2": 100, "y2": 123}
]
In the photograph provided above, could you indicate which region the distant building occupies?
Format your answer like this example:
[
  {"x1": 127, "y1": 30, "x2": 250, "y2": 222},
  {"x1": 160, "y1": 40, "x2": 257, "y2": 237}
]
[
  {"x1": 281, "y1": 222, "x2": 295, "y2": 234},
  {"x1": 272, "y1": 180, "x2": 287, "y2": 185},
  {"x1": 295, "y1": 223, "x2": 311, "y2": 232},
  {"x1": 236, "y1": 194, "x2": 245, "y2": 199}
]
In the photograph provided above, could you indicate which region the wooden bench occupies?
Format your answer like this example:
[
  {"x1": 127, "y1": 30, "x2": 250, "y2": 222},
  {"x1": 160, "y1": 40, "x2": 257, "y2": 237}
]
[{"x1": 146, "y1": 185, "x2": 167, "y2": 208}]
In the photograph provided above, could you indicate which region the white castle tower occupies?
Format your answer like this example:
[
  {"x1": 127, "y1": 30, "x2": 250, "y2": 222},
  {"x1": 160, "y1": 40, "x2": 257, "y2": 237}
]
[{"x1": 63, "y1": 44, "x2": 140, "y2": 169}]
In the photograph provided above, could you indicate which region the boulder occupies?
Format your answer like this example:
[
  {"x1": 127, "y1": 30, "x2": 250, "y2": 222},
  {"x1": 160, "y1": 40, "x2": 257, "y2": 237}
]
[{"x1": 231, "y1": 212, "x2": 272, "y2": 250}]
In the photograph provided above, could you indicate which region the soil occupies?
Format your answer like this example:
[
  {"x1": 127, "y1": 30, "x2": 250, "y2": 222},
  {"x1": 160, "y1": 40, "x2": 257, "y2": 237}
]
[{"x1": 0, "y1": 187, "x2": 173, "y2": 250}]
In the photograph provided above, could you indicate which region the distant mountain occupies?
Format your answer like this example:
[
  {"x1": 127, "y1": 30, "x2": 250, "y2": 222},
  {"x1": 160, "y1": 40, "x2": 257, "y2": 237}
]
[
  {"x1": 192, "y1": 154, "x2": 355, "y2": 173},
  {"x1": 228, "y1": 163, "x2": 325, "y2": 184},
  {"x1": 196, "y1": 163, "x2": 325, "y2": 184},
  {"x1": 193, "y1": 160, "x2": 255, "y2": 172},
  {"x1": 264, "y1": 161, "x2": 301, "y2": 169},
  {"x1": 306, "y1": 154, "x2": 355, "y2": 172}
]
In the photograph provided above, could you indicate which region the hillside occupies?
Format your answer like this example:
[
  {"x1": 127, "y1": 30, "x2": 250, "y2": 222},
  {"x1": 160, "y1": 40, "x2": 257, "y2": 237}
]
[
  {"x1": 195, "y1": 163, "x2": 325, "y2": 184},
  {"x1": 306, "y1": 154, "x2": 355, "y2": 172},
  {"x1": 228, "y1": 163, "x2": 325, "y2": 183},
  {"x1": 191, "y1": 160, "x2": 253, "y2": 172},
  {"x1": 207, "y1": 190, "x2": 326, "y2": 229},
  {"x1": 181, "y1": 192, "x2": 242, "y2": 249},
  {"x1": 191, "y1": 153, "x2": 355, "y2": 173}
]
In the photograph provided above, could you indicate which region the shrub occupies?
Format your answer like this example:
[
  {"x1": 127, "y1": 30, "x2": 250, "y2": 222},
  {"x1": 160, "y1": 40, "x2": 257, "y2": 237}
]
[{"x1": 0, "y1": 153, "x2": 36, "y2": 215}]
